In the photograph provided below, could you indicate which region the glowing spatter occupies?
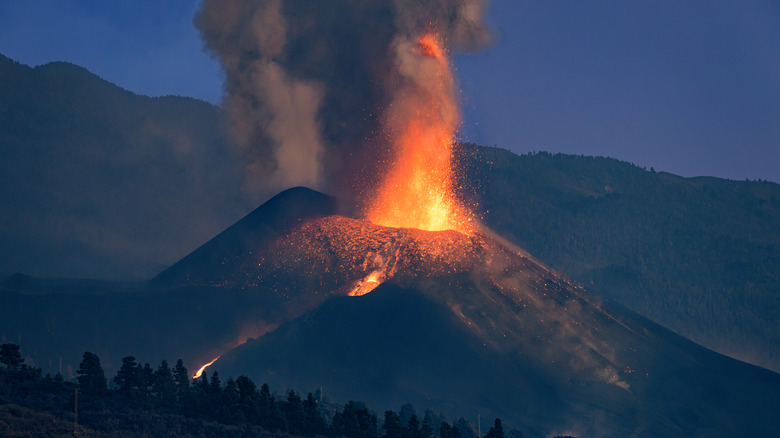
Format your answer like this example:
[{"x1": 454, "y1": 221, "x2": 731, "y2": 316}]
[{"x1": 366, "y1": 33, "x2": 473, "y2": 233}]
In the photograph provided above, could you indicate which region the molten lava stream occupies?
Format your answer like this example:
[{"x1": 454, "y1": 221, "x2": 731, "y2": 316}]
[{"x1": 193, "y1": 356, "x2": 220, "y2": 379}]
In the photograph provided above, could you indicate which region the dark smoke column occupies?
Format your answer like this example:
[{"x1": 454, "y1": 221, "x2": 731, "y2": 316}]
[{"x1": 195, "y1": 0, "x2": 492, "y2": 204}]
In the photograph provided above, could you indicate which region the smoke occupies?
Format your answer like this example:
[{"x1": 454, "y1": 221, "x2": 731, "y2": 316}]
[{"x1": 195, "y1": 0, "x2": 492, "y2": 203}]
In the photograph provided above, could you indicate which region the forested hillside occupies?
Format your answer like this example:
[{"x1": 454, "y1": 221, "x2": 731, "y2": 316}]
[{"x1": 457, "y1": 145, "x2": 780, "y2": 371}]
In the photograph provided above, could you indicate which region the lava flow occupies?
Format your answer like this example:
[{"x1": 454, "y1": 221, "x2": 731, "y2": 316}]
[
  {"x1": 193, "y1": 356, "x2": 220, "y2": 379},
  {"x1": 366, "y1": 33, "x2": 473, "y2": 234}
]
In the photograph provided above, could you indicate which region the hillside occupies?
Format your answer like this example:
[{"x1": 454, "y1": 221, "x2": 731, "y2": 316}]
[
  {"x1": 456, "y1": 145, "x2": 780, "y2": 371},
  {"x1": 0, "y1": 53, "x2": 246, "y2": 279}
]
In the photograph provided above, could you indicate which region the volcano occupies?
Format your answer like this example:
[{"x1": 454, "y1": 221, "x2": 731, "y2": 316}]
[{"x1": 157, "y1": 187, "x2": 779, "y2": 438}]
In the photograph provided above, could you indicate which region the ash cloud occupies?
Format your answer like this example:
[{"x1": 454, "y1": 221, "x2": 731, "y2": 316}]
[{"x1": 195, "y1": 0, "x2": 492, "y2": 203}]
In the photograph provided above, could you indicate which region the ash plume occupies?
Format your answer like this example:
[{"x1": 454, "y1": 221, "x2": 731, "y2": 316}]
[{"x1": 195, "y1": 0, "x2": 492, "y2": 203}]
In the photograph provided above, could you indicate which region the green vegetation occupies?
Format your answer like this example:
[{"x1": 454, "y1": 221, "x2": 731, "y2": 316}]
[
  {"x1": 0, "y1": 343, "x2": 525, "y2": 438},
  {"x1": 456, "y1": 144, "x2": 780, "y2": 371}
]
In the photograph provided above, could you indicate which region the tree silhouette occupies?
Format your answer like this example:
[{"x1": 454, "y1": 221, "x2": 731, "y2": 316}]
[
  {"x1": 383, "y1": 410, "x2": 403, "y2": 438},
  {"x1": 304, "y1": 392, "x2": 326, "y2": 435},
  {"x1": 153, "y1": 359, "x2": 176, "y2": 406},
  {"x1": 76, "y1": 351, "x2": 107, "y2": 396},
  {"x1": 114, "y1": 356, "x2": 140, "y2": 397},
  {"x1": 286, "y1": 390, "x2": 305, "y2": 434},
  {"x1": 0, "y1": 343, "x2": 22, "y2": 370},
  {"x1": 485, "y1": 419, "x2": 504, "y2": 438}
]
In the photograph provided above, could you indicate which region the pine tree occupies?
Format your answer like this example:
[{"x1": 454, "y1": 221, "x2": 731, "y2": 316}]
[
  {"x1": 76, "y1": 351, "x2": 107, "y2": 396},
  {"x1": 172, "y1": 359, "x2": 190, "y2": 406},
  {"x1": 285, "y1": 390, "x2": 305, "y2": 434},
  {"x1": 440, "y1": 422, "x2": 453, "y2": 438},
  {"x1": 406, "y1": 414, "x2": 422, "y2": 438},
  {"x1": 114, "y1": 356, "x2": 140, "y2": 397},
  {"x1": 220, "y1": 378, "x2": 243, "y2": 424},
  {"x1": 234, "y1": 375, "x2": 259, "y2": 424},
  {"x1": 485, "y1": 419, "x2": 504, "y2": 438},
  {"x1": 141, "y1": 362, "x2": 155, "y2": 395},
  {"x1": 384, "y1": 410, "x2": 403, "y2": 438},
  {"x1": 258, "y1": 382, "x2": 273, "y2": 429},
  {"x1": 399, "y1": 403, "x2": 416, "y2": 427},
  {"x1": 304, "y1": 392, "x2": 326, "y2": 436},
  {"x1": 0, "y1": 343, "x2": 22, "y2": 370},
  {"x1": 154, "y1": 359, "x2": 176, "y2": 406}
]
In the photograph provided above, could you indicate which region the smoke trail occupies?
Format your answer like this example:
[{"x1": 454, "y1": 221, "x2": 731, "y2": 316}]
[{"x1": 195, "y1": 0, "x2": 492, "y2": 202}]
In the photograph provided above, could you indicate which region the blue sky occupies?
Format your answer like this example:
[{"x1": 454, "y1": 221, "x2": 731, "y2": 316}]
[{"x1": 1, "y1": 0, "x2": 778, "y2": 183}]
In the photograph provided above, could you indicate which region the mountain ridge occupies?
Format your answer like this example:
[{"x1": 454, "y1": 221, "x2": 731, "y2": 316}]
[{"x1": 2, "y1": 52, "x2": 778, "y2": 374}]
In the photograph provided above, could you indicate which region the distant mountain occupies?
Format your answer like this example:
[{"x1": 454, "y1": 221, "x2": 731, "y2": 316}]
[
  {"x1": 455, "y1": 145, "x2": 780, "y2": 372},
  {"x1": 0, "y1": 53, "x2": 247, "y2": 279}
]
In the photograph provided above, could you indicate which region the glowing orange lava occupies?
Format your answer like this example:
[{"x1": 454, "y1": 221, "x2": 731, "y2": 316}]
[
  {"x1": 193, "y1": 356, "x2": 220, "y2": 379},
  {"x1": 366, "y1": 32, "x2": 473, "y2": 233}
]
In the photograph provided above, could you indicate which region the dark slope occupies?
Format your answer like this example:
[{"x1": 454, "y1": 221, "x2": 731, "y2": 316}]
[
  {"x1": 0, "y1": 284, "x2": 279, "y2": 378},
  {"x1": 0, "y1": 188, "x2": 339, "y2": 376},
  {"x1": 456, "y1": 145, "x2": 780, "y2": 372},
  {"x1": 153, "y1": 187, "x2": 339, "y2": 287},
  {"x1": 214, "y1": 276, "x2": 780, "y2": 438},
  {"x1": 0, "y1": 53, "x2": 246, "y2": 279},
  {"x1": 202, "y1": 212, "x2": 780, "y2": 438}
]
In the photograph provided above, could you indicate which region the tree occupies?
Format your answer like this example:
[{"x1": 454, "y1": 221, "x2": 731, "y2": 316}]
[
  {"x1": 76, "y1": 351, "x2": 107, "y2": 396},
  {"x1": 220, "y1": 378, "x2": 243, "y2": 424},
  {"x1": 114, "y1": 356, "x2": 140, "y2": 397},
  {"x1": 440, "y1": 422, "x2": 453, "y2": 438},
  {"x1": 209, "y1": 371, "x2": 222, "y2": 393},
  {"x1": 421, "y1": 417, "x2": 434, "y2": 438},
  {"x1": 154, "y1": 359, "x2": 176, "y2": 406},
  {"x1": 384, "y1": 410, "x2": 403, "y2": 438},
  {"x1": 0, "y1": 343, "x2": 22, "y2": 370},
  {"x1": 285, "y1": 390, "x2": 305, "y2": 434},
  {"x1": 455, "y1": 418, "x2": 476, "y2": 438},
  {"x1": 257, "y1": 382, "x2": 273, "y2": 429},
  {"x1": 268, "y1": 392, "x2": 287, "y2": 432},
  {"x1": 423, "y1": 410, "x2": 443, "y2": 438},
  {"x1": 333, "y1": 401, "x2": 377, "y2": 438},
  {"x1": 405, "y1": 414, "x2": 421, "y2": 438},
  {"x1": 484, "y1": 419, "x2": 503, "y2": 438},
  {"x1": 451, "y1": 426, "x2": 462, "y2": 438},
  {"x1": 304, "y1": 392, "x2": 326, "y2": 436},
  {"x1": 235, "y1": 375, "x2": 260, "y2": 424},
  {"x1": 399, "y1": 403, "x2": 416, "y2": 427},
  {"x1": 172, "y1": 359, "x2": 190, "y2": 404},
  {"x1": 141, "y1": 362, "x2": 155, "y2": 395}
]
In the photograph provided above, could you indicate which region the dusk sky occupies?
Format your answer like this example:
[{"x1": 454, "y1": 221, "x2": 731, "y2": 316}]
[{"x1": 1, "y1": 0, "x2": 778, "y2": 183}]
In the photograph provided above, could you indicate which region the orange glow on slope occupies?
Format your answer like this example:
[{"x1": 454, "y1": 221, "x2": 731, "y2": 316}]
[
  {"x1": 193, "y1": 356, "x2": 220, "y2": 379},
  {"x1": 366, "y1": 33, "x2": 473, "y2": 233},
  {"x1": 271, "y1": 215, "x2": 486, "y2": 297},
  {"x1": 349, "y1": 270, "x2": 383, "y2": 296}
]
